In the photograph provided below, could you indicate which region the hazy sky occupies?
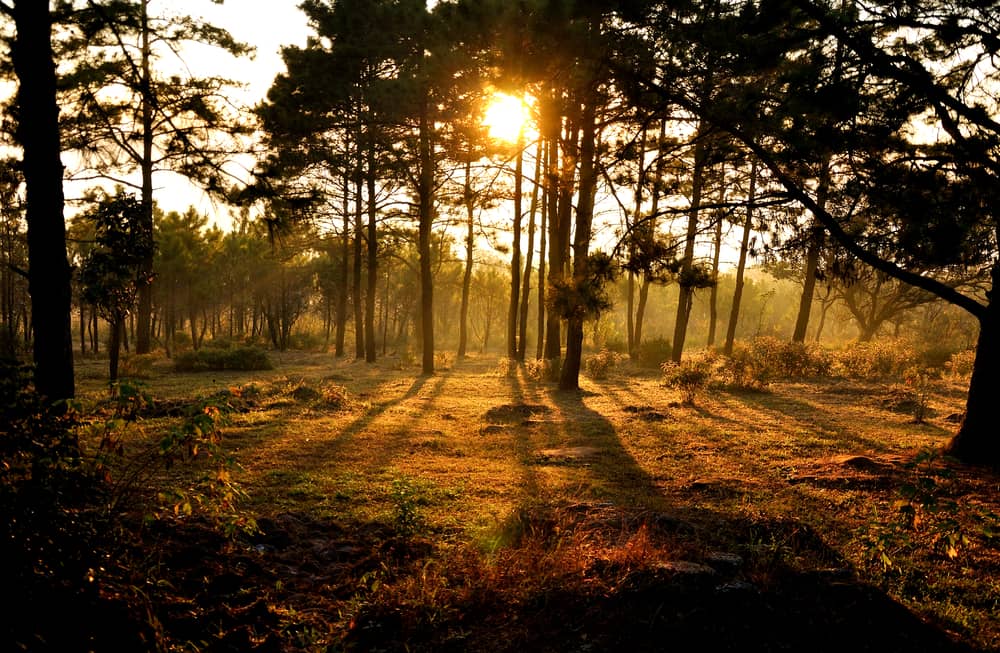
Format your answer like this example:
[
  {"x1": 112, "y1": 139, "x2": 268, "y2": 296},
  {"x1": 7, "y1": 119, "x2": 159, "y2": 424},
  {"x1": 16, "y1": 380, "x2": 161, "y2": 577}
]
[{"x1": 66, "y1": 1, "x2": 311, "y2": 223}]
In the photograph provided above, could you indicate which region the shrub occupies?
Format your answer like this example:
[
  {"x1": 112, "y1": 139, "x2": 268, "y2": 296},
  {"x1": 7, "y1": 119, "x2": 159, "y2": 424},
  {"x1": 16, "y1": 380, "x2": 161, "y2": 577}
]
[
  {"x1": 0, "y1": 362, "x2": 106, "y2": 649},
  {"x1": 633, "y1": 337, "x2": 672, "y2": 369},
  {"x1": 718, "y1": 341, "x2": 772, "y2": 389},
  {"x1": 718, "y1": 337, "x2": 831, "y2": 388},
  {"x1": 585, "y1": 349, "x2": 620, "y2": 380},
  {"x1": 525, "y1": 357, "x2": 560, "y2": 382},
  {"x1": 662, "y1": 353, "x2": 715, "y2": 404},
  {"x1": 494, "y1": 357, "x2": 516, "y2": 377},
  {"x1": 120, "y1": 353, "x2": 159, "y2": 379},
  {"x1": 834, "y1": 339, "x2": 917, "y2": 380},
  {"x1": 173, "y1": 345, "x2": 273, "y2": 372},
  {"x1": 944, "y1": 349, "x2": 976, "y2": 379}
]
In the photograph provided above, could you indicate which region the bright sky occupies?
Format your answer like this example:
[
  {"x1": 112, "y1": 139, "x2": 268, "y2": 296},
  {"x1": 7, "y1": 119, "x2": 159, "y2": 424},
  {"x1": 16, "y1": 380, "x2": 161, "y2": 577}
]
[{"x1": 62, "y1": 1, "x2": 310, "y2": 226}]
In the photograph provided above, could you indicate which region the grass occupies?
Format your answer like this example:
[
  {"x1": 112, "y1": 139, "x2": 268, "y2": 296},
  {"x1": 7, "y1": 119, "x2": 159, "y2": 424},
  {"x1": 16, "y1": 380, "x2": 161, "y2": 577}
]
[{"x1": 72, "y1": 351, "x2": 1000, "y2": 652}]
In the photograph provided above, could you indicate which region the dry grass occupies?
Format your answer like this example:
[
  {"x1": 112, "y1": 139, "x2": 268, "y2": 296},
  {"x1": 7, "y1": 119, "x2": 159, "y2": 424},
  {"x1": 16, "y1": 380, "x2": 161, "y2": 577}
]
[{"x1": 75, "y1": 351, "x2": 1000, "y2": 652}]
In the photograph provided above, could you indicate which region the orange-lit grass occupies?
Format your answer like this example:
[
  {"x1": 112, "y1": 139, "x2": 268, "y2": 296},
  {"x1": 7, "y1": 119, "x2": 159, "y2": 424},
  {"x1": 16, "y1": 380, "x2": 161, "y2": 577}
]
[{"x1": 75, "y1": 350, "x2": 999, "y2": 651}]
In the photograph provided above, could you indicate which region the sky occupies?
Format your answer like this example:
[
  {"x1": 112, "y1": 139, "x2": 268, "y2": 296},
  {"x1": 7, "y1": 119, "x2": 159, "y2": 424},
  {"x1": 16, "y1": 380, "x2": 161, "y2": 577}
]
[{"x1": 62, "y1": 1, "x2": 311, "y2": 226}]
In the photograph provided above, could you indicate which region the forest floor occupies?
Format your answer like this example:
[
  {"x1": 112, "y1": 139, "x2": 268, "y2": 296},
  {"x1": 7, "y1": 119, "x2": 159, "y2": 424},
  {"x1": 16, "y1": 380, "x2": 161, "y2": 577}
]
[{"x1": 70, "y1": 351, "x2": 1000, "y2": 652}]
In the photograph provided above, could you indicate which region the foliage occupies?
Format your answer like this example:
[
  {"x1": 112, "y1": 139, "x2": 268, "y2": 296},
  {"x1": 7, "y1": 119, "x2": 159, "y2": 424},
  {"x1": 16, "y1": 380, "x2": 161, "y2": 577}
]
[
  {"x1": 903, "y1": 367, "x2": 933, "y2": 424},
  {"x1": 719, "y1": 337, "x2": 831, "y2": 389},
  {"x1": 547, "y1": 252, "x2": 618, "y2": 321},
  {"x1": 173, "y1": 344, "x2": 273, "y2": 372},
  {"x1": 833, "y1": 340, "x2": 918, "y2": 381},
  {"x1": 632, "y1": 337, "x2": 673, "y2": 369},
  {"x1": 661, "y1": 353, "x2": 715, "y2": 405},
  {"x1": 524, "y1": 357, "x2": 560, "y2": 383},
  {"x1": 861, "y1": 449, "x2": 1000, "y2": 572},
  {"x1": 0, "y1": 361, "x2": 104, "y2": 649},
  {"x1": 494, "y1": 357, "x2": 516, "y2": 378},
  {"x1": 944, "y1": 349, "x2": 977, "y2": 379},
  {"x1": 389, "y1": 476, "x2": 425, "y2": 538},
  {"x1": 585, "y1": 349, "x2": 621, "y2": 380}
]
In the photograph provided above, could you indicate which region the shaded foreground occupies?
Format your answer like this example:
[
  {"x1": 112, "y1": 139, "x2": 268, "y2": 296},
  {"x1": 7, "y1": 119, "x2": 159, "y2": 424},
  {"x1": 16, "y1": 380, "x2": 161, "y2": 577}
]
[{"x1": 45, "y1": 354, "x2": 1000, "y2": 650}]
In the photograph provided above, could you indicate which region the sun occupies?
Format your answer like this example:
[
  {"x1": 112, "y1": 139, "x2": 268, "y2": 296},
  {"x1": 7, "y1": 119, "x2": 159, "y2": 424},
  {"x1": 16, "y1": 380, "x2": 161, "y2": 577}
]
[{"x1": 482, "y1": 92, "x2": 532, "y2": 143}]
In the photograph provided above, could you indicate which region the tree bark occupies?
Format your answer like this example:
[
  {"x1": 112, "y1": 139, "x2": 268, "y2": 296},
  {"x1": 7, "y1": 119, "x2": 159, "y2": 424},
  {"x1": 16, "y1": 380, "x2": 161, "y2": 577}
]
[
  {"x1": 724, "y1": 158, "x2": 757, "y2": 355},
  {"x1": 507, "y1": 135, "x2": 524, "y2": 360},
  {"x1": 560, "y1": 97, "x2": 598, "y2": 391},
  {"x1": 365, "y1": 140, "x2": 378, "y2": 363},
  {"x1": 136, "y1": 0, "x2": 154, "y2": 354},
  {"x1": 12, "y1": 0, "x2": 75, "y2": 401},
  {"x1": 671, "y1": 137, "x2": 706, "y2": 363},
  {"x1": 947, "y1": 264, "x2": 1000, "y2": 463},
  {"x1": 353, "y1": 168, "x2": 364, "y2": 359},
  {"x1": 458, "y1": 159, "x2": 474, "y2": 358},
  {"x1": 517, "y1": 140, "x2": 542, "y2": 362},
  {"x1": 418, "y1": 88, "x2": 435, "y2": 376}
]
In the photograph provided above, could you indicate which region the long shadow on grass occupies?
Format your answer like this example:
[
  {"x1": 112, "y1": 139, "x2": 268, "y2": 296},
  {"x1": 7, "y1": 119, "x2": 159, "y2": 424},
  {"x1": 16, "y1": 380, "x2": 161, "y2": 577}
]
[
  {"x1": 251, "y1": 371, "x2": 450, "y2": 479},
  {"x1": 723, "y1": 388, "x2": 953, "y2": 452}
]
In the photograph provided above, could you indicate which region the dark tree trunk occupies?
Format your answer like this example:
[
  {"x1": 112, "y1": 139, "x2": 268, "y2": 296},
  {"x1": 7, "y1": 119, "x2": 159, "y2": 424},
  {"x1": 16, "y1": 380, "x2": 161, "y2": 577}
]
[
  {"x1": 507, "y1": 136, "x2": 524, "y2": 360},
  {"x1": 560, "y1": 97, "x2": 597, "y2": 391},
  {"x1": 336, "y1": 184, "x2": 349, "y2": 357},
  {"x1": 418, "y1": 91, "x2": 435, "y2": 376},
  {"x1": 109, "y1": 316, "x2": 123, "y2": 384},
  {"x1": 458, "y1": 159, "x2": 474, "y2": 358},
  {"x1": 724, "y1": 159, "x2": 757, "y2": 356},
  {"x1": 12, "y1": 0, "x2": 75, "y2": 401},
  {"x1": 365, "y1": 141, "x2": 377, "y2": 363},
  {"x1": 793, "y1": 232, "x2": 822, "y2": 343},
  {"x1": 947, "y1": 264, "x2": 1000, "y2": 464},
  {"x1": 518, "y1": 140, "x2": 543, "y2": 362},
  {"x1": 707, "y1": 201, "x2": 724, "y2": 347},
  {"x1": 353, "y1": 171, "x2": 364, "y2": 359},
  {"x1": 136, "y1": 0, "x2": 154, "y2": 354},
  {"x1": 536, "y1": 143, "x2": 548, "y2": 361},
  {"x1": 671, "y1": 138, "x2": 707, "y2": 363}
]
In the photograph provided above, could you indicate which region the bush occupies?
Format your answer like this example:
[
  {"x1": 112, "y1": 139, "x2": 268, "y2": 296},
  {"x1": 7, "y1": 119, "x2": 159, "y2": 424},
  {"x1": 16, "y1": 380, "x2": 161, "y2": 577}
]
[
  {"x1": 662, "y1": 353, "x2": 715, "y2": 404},
  {"x1": 0, "y1": 362, "x2": 107, "y2": 649},
  {"x1": 120, "y1": 353, "x2": 159, "y2": 379},
  {"x1": 173, "y1": 345, "x2": 273, "y2": 372},
  {"x1": 525, "y1": 357, "x2": 560, "y2": 382},
  {"x1": 717, "y1": 337, "x2": 831, "y2": 388},
  {"x1": 633, "y1": 337, "x2": 672, "y2": 369},
  {"x1": 833, "y1": 339, "x2": 917, "y2": 380},
  {"x1": 944, "y1": 349, "x2": 976, "y2": 379},
  {"x1": 585, "y1": 349, "x2": 620, "y2": 380}
]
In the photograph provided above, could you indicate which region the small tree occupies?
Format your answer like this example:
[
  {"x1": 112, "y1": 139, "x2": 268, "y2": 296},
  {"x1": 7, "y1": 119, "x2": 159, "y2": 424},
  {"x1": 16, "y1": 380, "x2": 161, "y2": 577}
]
[{"x1": 77, "y1": 192, "x2": 154, "y2": 385}]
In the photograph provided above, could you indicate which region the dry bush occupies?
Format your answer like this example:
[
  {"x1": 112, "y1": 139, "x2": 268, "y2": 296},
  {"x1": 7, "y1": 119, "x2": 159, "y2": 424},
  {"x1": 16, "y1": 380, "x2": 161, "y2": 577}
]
[
  {"x1": 944, "y1": 349, "x2": 976, "y2": 379},
  {"x1": 585, "y1": 349, "x2": 621, "y2": 380},
  {"x1": 833, "y1": 339, "x2": 918, "y2": 380}
]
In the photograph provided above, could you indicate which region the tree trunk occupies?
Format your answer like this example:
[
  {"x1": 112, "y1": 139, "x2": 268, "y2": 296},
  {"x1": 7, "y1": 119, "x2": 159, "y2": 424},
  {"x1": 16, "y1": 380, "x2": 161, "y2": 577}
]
[
  {"x1": 518, "y1": 140, "x2": 542, "y2": 362},
  {"x1": 365, "y1": 141, "x2": 378, "y2": 363},
  {"x1": 507, "y1": 135, "x2": 524, "y2": 360},
  {"x1": 418, "y1": 89, "x2": 435, "y2": 376},
  {"x1": 724, "y1": 158, "x2": 757, "y2": 356},
  {"x1": 12, "y1": 0, "x2": 75, "y2": 401},
  {"x1": 353, "y1": 170, "x2": 364, "y2": 359},
  {"x1": 559, "y1": 96, "x2": 597, "y2": 392},
  {"x1": 792, "y1": 232, "x2": 822, "y2": 343},
  {"x1": 336, "y1": 176, "x2": 350, "y2": 357},
  {"x1": 671, "y1": 137, "x2": 707, "y2": 363},
  {"x1": 543, "y1": 101, "x2": 564, "y2": 364},
  {"x1": 458, "y1": 159, "x2": 474, "y2": 358},
  {"x1": 947, "y1": 264, "x2": 1000, "y2": 464},
  {"x1": 136, "y1": 0, "x2": 154, "y2": 354},
  {"x1": 707, "y1": 194, "x2": 724, "y2": 347},
  {"x1": 109, "y1": 315, "x2": 122, "y2": 384},
  {"x1": 536, "y1": 142, "x2": 548, "y2": 361}
]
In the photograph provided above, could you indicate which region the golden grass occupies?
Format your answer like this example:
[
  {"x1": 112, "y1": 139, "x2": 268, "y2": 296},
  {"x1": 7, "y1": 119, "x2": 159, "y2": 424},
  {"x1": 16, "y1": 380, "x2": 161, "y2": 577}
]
[{"x1": 75, "y1": 351, "x2": 1000, "y2": 651}]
